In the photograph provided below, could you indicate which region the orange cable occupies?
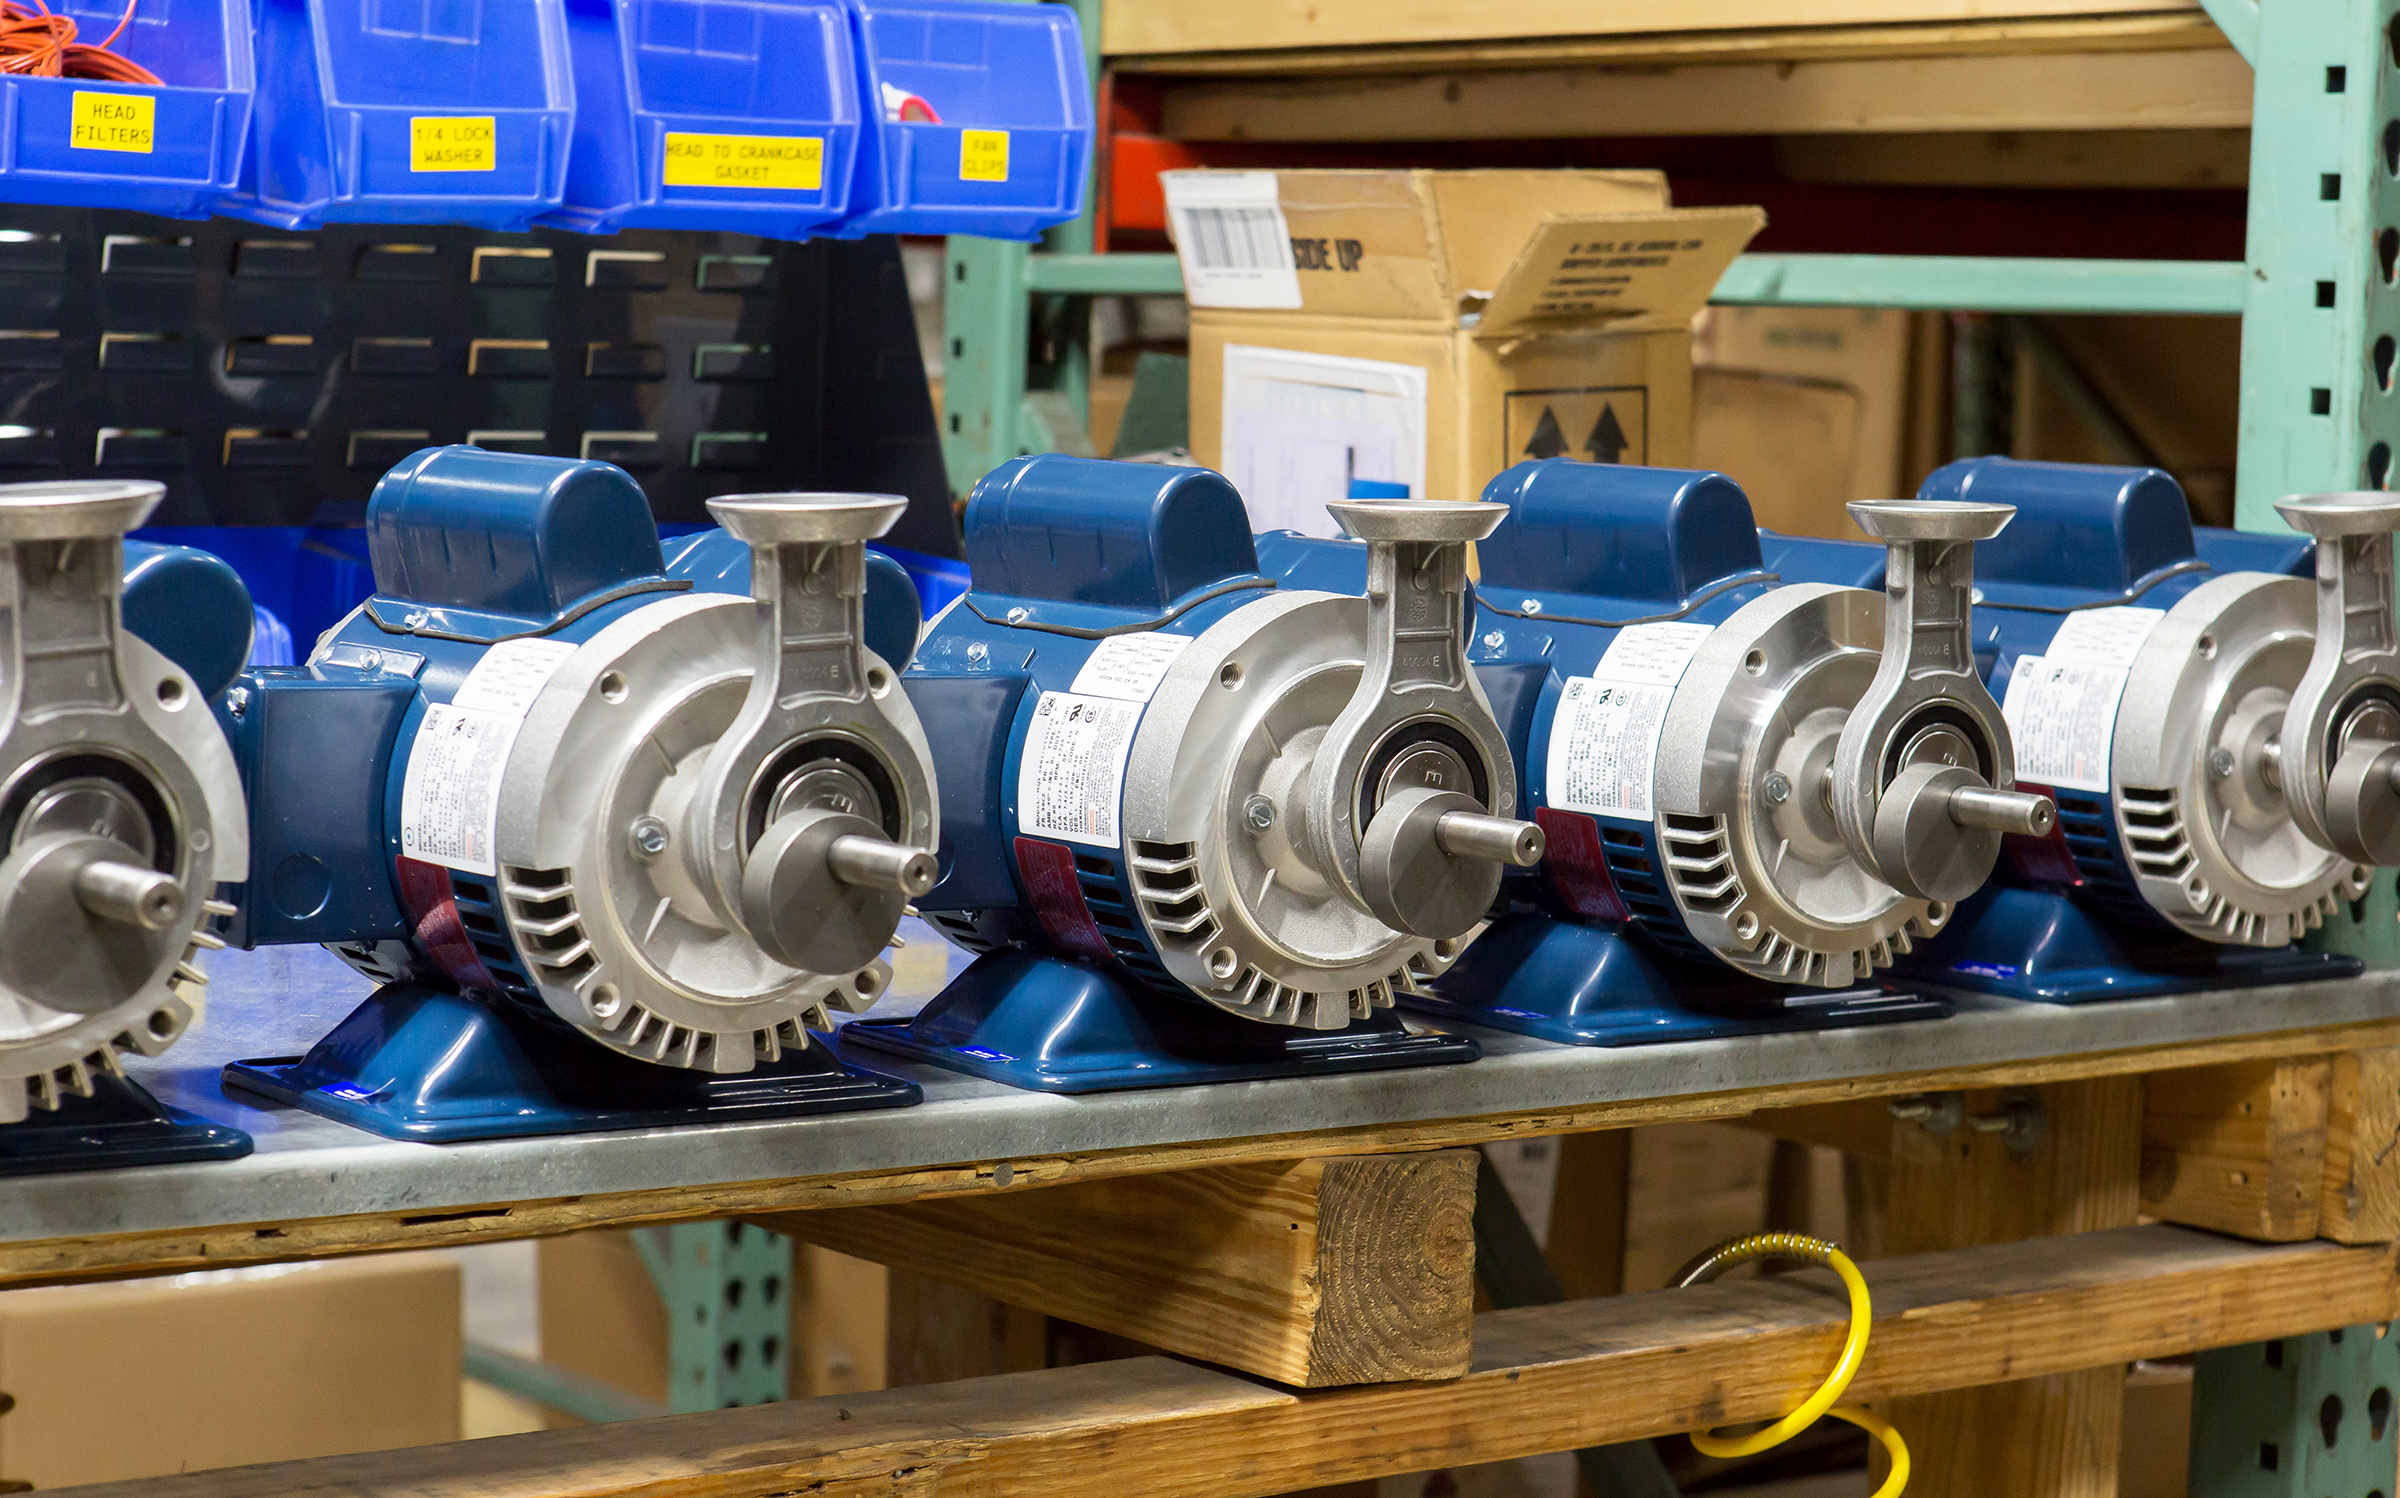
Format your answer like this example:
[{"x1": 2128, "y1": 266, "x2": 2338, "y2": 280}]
[{"x1": 0, "y1": 0, "x2": 162, "y2": 85}]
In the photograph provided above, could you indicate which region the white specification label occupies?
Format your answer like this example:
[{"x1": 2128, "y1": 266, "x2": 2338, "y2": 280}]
[
  {"x1": 449, "y1": 637, "x2": 580, "y2": 714},
  {"x1": 2002, "y1": 658, "x2": 2124, "y2": 793},
  {"x1": 399, "y1": 637, "x2": 581, "y2": 876},
  {"x1": 1545, "y1": 622, "x2": 1716, "y2": 821},
  {"x1": 1069, "y1": 633, "x2": 1192, "y2": 702},
  {"x1": 1998, "y1": 608, "x2": 2165, "y2": 795},
  {"x1": 2045, "y1": 605, "x2": 2166, "y2": 667},
  {"x1": 1592, "y1": 621, "x2": 1716, "y2": 685},
  {"x1": 1018, "y1": 692, "x2": 1145, "y2": 849}
]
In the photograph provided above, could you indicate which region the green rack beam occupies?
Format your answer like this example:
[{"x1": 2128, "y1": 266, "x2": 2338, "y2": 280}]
[{"x1": 1714, "y1": 255, "x2": 2250, "y2": 315}]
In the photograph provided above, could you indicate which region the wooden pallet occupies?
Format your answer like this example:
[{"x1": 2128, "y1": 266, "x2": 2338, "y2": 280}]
[
  {"x1": 12, "y1": 1011, "x2": 2400, "y2": 1289},
  {"x1": 38, "y1": 1038, "x2": 2400, "y2": 1498}
]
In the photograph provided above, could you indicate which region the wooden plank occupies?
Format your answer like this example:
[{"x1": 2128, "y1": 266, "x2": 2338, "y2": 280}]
[
  {"x1": 2322, "y1": 1047, "x2": 2400, "y2": 1243},
  {"x1": 767, "y1": 1152, "x2": 1477, "y2": 1387},
  {"x1": 1102, "y1": 0, "x2": 2210, "y2": 59},
  {"x1": 1742, "y1": 1099, "x2": 1896, "y2": 1159},
  {"x1": 1156, "y1": 46, "x2": 2251, "y2": 143},
  {"x1": 2140, "y1": 1058, "x2": 2330, "y2": 1241},
  {"x1": 1751, "y1": 1060, "x2": 2337, "y2": 1242},
  {"x1": 1774, "y1": 128, "x2": 2249, "y2": 190},
  {"x1": 1111, "y1": 13, "x2": 2225, "y2": 75},
  {"x1": 1878, "y1": 1078, "x2": 2144, "y2": 1498},
  {"x1": 1544, "y1": 1131, "x2": 1630, "y2": 1300},
  {"x1": 884, "y1": 1270, "x2": 1047, "y2": 1387},
  {"x1": 15, "y1": 1014, "x2": 2400, "y2": 1289},
  {"x1": 57, "y1": 1226, "x2": 2400, "y2": 1498}
]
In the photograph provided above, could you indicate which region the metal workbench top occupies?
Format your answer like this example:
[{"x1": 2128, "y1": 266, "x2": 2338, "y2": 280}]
[{"x1": 9, "y1": 922, "x2": 2399, "y2": 1249}]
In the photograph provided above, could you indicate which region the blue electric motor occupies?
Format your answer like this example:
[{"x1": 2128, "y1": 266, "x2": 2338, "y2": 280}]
[
  {"x1": 0, "y1": 484, "x2": 254, "y2": 1172},
  {"x1": 840, "y1": 455, "x2": 1548, "y2": 1091},
  {"x1": 1761, "y1": 456, "x2": 2399, "y2": 1002},
  {"x1": 207, "y1": 446, "x2": 941, "y2": 1139},
  {"x1": 1258, "y1": 459, "x2": 2059, "y2": 1045}
]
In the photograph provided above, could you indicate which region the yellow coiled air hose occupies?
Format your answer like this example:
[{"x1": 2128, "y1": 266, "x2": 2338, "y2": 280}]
[{"x1": 1671, "y1": 1231, "x2": 1909, "y2": 1498}]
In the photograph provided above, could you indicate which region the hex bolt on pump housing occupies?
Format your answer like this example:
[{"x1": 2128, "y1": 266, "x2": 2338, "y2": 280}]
[
  {"x1": 0, "y1": 480, "x2": 253, "y2": 1169},
  {"x1": 1761, "y1": 457, "x2": 2399, "y2": 1004},
  {"x1": 1257, "y1": 459, "x2": 2051, "y2": 1045},
  {"x1": 844, "y1": 455, "x2": 1544, "y2": 1091},
  {"x1": 216, "y1": 447, "x2": 934, "y2": 1140}
]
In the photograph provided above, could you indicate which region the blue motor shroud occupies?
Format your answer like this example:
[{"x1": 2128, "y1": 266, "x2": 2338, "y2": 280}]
[
  {"x1": 1760, "y1": 456, "x2": 2370, "y2": 1004},
  {"x1": 0, "y1": 489, "x2": 255, "y2": 1174},
  {"x1": 840, "y1": 454, "x2": 1546, "y2": 1091},
  {"x1": 1259, "y1": 459, "x2": 1986, "y2": 1046},
  {"x1": 206, "y1": 447, "x2": 935, "y2": 1139}
]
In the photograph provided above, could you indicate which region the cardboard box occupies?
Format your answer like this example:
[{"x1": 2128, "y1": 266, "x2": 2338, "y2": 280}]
[
  {"x1": 0, "y1": 1257, "x2": 460, "y2": 1488},
  {"x1": 1691, "y1": 367, "x2": 1865, "y2": 539},
  {"x1": 1168, "y1": 169, "x2": 1763, "y2": 530},
  {"x1": 1694, "y1": 304, "x2": 1914, "y2": 520}
]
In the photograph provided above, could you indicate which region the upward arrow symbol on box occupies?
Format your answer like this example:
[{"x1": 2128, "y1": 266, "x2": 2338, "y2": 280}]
[
  {"x1": 1585, "y1": 405, "x2": 1628, "y2": 465},
  {"x1": 1521, "y1": 406, "x2": 1568, "y2": 460}
]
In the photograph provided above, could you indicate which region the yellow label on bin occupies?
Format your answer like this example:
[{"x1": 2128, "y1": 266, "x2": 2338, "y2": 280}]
[
  {"x1": 411, "y1": 116, "x2": 497, "y2": 172},
  {"x1": 960, "y1": 128, "x2": 1010, "y2": 182},
  {"x1": 662, "y1": 133, "x2": 822, "y2": 192},
  {"x1": 70, "y1": 92, "x2": 154, "y2": 154}
]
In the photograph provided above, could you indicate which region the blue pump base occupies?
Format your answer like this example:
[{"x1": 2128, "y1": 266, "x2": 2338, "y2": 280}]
[
  {"x1": 839, "y1": 949, "x2": 1481, "y2": 1093},
  {"x1": 0, "y1": 1073, "x2": 252, "y2": 1177},
  {"x1": 1904, "y1": 886, "x2": 2365, "y2": 1004},
  {"x1": 1407, "y1": 914, "x2": 1950, "y2": 1046},
  {"x1": 223, "y1": 985, "x2": 921, "y2": 1143}
]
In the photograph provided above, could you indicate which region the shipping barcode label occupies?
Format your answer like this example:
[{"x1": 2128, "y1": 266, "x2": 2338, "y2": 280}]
[
  {"x1": 399, "y1": 638, "x2": 581, "y2": 875},
  {"x1": 1545, "y1": 623, "x2": 1716, "y2": 821},
  {"x1": 1162, "y1": 171, "x2": 1301, "y2": 310},
  {"x1": 1017, "y1": 692, "x2": 1145, "y2": 849}
]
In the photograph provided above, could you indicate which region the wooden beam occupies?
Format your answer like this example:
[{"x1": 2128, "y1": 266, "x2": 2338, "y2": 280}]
[
  {"x1": 2322, "y1": 1047, "x2": 2400, "y2": 1244},
  {"x1": 1101, "y1": 0, "x2": 2216, "y2": 58},
  {"x1": 60, "y1": 1226, "x2": 2400, "y2": 1498},
  {"x1": 2140, "y1": 1057, "x2": 2330, "y2": 1241},
  {"x1": 1878, "y1": 1078, "x2": 2143, "y2": 1498},
  {"x1": 1155, "y1": 47, "x2": 2251, "y2": 143},
  {"x1": 1109, "y1": 13, "x2": 2226, "y2": 75},
  {"x1": 17, "y1": 1013, "x2": 2400, "y2": 1290},
  {"x1": 1741, "y1": 1099, "x2": 1896, "y2": 1159},
  {"x1": 1544, "y1": 1131, "x2": 1631, "y2": 1300},
  {"x1": 884, "y1": 1269, "x2": 1048, "y2": 1387},
  {"x1": 1773, "y1": 129, "x2": 2249, "y2": 190},
  {"x1": 764, "y1": 1152, "x2": 1477, "y2": 1388}
]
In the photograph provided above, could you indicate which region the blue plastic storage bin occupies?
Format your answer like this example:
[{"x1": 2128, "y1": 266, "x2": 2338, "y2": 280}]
[
  {"x1": 544, "y1": 0, "x2": 859, "y2": 236},
  {"x1": 0, "y1": 0, "x2": 253, "y2": 216},
  {"x1": 833, "y1": 0, "x2": 1088, "y2": 240},
  {"x1": 227, "y1": 0, "x2": 574, "y2": 229}
]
